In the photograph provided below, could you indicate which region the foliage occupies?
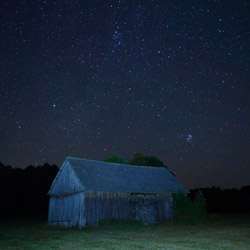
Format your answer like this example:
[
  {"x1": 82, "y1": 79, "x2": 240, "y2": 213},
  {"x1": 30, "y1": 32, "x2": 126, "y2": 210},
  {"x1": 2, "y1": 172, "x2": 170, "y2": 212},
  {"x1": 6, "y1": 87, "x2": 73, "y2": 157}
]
[
  {"x1": 128, "y1": 153, "x2": 163, "y2": 166},
  {"x1": 127, "y1": 153, "x2": 149, "y2": 166},
  {"x1": 104, "y1": 153, "x2": 175, "y2": 175},
  {"x1": 103, "y1": 155, "x2": 126, "y2": 164},
  {"x1": 128, "y1": 153, "x2": 175, "y2": 175},
  {"x1": 172, "y1": 192, "x2": 207, "y2": 223},
  {"x1": 194, "y1": 189, "x2": 207, "y2": 211}
]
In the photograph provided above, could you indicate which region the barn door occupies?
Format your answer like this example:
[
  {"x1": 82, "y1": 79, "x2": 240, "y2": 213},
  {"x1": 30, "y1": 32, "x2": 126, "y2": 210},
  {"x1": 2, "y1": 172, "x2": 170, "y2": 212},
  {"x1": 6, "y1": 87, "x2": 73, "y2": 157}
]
[{"x1": 131, "y1": 194, "x2": 159, "y2": 224}]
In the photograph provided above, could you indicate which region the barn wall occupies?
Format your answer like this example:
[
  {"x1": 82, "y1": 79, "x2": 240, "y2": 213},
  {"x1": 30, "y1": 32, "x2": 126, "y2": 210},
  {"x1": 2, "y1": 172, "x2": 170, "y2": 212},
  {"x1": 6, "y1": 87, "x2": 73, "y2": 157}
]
[
  {"x1": 157, "y1": 194, "x2": 173, "y2": 221},
  {"x1": 130, "y1": 194, "x2": 159, "y2": 224},
  {"x1": 48, "y1": 191, "x2": 85, "y2": 228},
  {"x1": 84, "y1": 191, "x2": 131, "y2": 227},
  {"x1": 48, "y1": 191, "x2": 173, "y2": 228},
  {"x1": 130, "y1": 193, "x2": 173, "y2": 224},
  {"x1": 83, "y1": 191, "x2": 173, "y2": 227}
]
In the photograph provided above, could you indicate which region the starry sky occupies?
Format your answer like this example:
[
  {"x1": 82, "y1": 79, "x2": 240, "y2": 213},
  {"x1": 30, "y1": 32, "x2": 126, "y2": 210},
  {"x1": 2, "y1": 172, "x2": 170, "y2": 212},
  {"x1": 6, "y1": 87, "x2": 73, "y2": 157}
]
[{"x1": 1, "y1": 0, "x2": 250, "y2": 189}]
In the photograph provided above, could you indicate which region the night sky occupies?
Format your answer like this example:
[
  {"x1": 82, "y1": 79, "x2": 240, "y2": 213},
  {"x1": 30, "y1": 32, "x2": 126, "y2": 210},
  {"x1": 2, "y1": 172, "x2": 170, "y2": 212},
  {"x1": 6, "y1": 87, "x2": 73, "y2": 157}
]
[{"x1": 1, "y1": 1, "x2": 250, "y2": 189}]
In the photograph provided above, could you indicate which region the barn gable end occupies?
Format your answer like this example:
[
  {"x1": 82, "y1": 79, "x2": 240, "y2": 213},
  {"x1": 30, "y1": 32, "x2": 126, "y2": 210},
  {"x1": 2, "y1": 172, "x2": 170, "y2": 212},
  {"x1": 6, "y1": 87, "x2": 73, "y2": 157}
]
[
  {"x1": 48, "y1": 159, "x2": 86, "y2": 228},
  {"x1": 48, "y1": 159, "x2": 84, "y2": 196}
]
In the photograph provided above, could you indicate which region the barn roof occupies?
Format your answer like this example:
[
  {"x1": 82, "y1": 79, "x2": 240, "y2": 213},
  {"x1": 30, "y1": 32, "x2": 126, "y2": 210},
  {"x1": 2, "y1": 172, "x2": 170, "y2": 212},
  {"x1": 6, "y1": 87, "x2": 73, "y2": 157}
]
[{"x1": 49, "y1": 157, "x2": 188, "y2": 195}]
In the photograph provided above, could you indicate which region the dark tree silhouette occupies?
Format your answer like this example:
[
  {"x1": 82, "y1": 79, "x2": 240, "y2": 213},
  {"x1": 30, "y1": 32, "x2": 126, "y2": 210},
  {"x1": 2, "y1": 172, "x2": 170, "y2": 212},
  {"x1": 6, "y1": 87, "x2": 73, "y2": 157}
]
[
  {"x1": 188, "y1": 186, "x2": 250, "y2": 213},
  {"x1": 128, "y1": 153, "x2": 175, "y2": 175},
  {"x1": 0, "y1": 162, "x2": 58, "y2": 219},
  {"x1": 104, "y1": 155, "x2": 126, "y2": 164}
]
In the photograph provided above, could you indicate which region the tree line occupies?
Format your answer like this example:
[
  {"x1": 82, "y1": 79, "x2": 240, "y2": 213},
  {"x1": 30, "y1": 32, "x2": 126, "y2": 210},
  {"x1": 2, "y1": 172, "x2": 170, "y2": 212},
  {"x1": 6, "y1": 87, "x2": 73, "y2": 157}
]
[
  {"x1": 0, "y1": 154, "x2": 249, "y2": 219},
  {"x1": 0, "y1": 162, "x2": 58, "y2": 218}
]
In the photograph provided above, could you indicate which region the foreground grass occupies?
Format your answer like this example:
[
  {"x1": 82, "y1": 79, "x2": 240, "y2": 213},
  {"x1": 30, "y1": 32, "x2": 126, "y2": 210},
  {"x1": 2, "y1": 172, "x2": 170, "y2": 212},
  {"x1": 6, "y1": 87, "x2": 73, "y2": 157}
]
[{"x1": 0, "y1": 215, "x2": 249, "y2": 250}]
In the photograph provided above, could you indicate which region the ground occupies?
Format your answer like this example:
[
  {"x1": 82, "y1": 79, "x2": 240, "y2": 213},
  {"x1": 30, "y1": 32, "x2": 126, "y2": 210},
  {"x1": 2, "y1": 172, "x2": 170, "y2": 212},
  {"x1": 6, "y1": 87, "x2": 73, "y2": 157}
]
[{"x1": 0, "y1": 215, "x2": 249, "y2": 250}]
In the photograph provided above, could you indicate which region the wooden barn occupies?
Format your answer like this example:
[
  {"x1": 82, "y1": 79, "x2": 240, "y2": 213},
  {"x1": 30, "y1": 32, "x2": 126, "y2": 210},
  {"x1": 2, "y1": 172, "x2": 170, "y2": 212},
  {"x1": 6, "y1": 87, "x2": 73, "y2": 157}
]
[{"x1": 48, "y1": 157, "x2": 187, "y2": 228}]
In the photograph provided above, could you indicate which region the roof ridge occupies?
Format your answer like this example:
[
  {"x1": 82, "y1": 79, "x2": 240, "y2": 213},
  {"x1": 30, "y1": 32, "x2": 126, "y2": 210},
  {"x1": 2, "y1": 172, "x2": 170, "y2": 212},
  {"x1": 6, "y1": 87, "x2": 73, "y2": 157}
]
[{"x1": 66, "y1": 156, "x2": 168, "y2": 170}]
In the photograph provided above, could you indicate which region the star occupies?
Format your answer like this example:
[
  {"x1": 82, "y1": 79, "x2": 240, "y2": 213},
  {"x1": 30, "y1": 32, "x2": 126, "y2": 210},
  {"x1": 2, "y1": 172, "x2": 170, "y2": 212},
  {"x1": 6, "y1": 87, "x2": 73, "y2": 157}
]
[{"x1": 186, "y1": 134, "x2": 192, "y2": 143}]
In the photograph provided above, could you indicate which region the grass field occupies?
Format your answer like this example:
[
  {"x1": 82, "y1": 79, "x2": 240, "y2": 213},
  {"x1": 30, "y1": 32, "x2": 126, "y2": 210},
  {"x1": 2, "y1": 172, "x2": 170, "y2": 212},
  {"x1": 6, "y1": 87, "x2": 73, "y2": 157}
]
[{"x1": 0, "y1": 215, "x2": 249, "y2": 250}]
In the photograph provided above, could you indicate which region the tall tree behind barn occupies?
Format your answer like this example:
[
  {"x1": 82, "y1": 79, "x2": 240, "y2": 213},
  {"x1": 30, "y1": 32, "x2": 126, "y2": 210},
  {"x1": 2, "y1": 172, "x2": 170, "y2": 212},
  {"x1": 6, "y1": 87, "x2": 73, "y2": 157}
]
[{"x1": 48, "y1": 157, "x2": 188, "y2": 228}]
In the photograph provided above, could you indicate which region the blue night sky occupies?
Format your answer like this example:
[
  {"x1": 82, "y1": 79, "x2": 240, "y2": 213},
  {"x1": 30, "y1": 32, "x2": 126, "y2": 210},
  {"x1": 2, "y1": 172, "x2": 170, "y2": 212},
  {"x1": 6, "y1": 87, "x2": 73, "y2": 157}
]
[{"x1": 0, "y1": 0, "x2": 249, "y2": 188}]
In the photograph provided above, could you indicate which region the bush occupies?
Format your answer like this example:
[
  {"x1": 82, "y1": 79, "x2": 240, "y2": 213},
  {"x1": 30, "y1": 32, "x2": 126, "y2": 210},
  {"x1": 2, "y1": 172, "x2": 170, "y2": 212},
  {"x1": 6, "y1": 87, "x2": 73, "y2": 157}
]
[
  {"x1": 173, "y1": 191, "x2": 207, "y2": 223},
  {"x1": 194, "y1": 190, "x2": 207, "y2": 211}
]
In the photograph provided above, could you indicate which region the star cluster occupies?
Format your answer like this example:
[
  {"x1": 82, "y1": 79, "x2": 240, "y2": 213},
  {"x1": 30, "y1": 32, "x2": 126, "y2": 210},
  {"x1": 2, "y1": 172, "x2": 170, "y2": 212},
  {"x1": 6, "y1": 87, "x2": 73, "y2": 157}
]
[{"x1": 0, "y1": 0, "x2": 250, "y2": 188}]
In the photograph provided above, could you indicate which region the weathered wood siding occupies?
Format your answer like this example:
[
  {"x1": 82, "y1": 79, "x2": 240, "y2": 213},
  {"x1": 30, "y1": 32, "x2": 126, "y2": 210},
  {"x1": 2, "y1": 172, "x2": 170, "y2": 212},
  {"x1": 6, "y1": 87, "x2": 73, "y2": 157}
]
[
  {"x1": 48, "y1": 161, "x2": 84, "y2": 196},
  {"x1": 157, "y1": 194, "x2": 173, "y2": 221},
  {"x1": 83, "y1": 191, "x2": 173, "y2": 227},
  {"x1": 130, "y1": 193, "x2": 173, "y2": 224},
  {"x1": 48, "y1": 191, "x2": 85, "y2": 228},
  {"x1": 48, "y1": 189, "x2": 173, "y2": 228},
  {"x1": 131, "y1": 194, "x2": 158, "y2": 224},
  {"x1": 84, "y1": 191, "x2": 131, "y2": 227}
]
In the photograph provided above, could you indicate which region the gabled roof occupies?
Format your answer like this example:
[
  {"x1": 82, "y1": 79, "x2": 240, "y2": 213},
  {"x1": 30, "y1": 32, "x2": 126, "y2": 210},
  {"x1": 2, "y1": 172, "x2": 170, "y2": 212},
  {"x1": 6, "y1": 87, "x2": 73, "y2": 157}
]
[{"x1": 49, "y1": 157, "x2": 188, "y2": 195}]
